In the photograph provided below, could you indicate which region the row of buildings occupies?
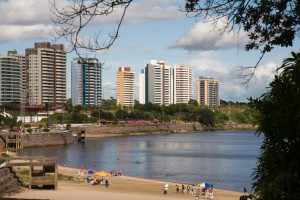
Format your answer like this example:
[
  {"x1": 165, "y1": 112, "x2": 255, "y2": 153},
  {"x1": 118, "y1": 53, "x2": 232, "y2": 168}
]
[
  {"x1": 116, "y1": 60, "x2": 220, "y2": 107},
  {"x1": 0, "y1": 42, "x2": 220, "y2": 108},
  {"x1": 0, "y1": 42, "x2": 67, "y2": 106}
]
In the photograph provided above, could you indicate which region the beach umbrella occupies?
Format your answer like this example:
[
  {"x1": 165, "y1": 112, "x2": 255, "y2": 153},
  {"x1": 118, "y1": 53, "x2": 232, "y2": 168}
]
[
  {"x1": 197, "y1": 182, "x2": 213, "y2": 188},
  {"x1": 88, "y1": 170, "x2": 94, "y2": 175},
  {"x1": 94, "y1": 170, "x2": 112, "y2": 180},
  {"x1": 94, "y1": 170, "x2": 111, "y2": 177}
]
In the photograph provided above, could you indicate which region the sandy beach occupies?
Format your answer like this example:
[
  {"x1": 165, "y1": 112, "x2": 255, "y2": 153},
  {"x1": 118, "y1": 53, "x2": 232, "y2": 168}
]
[{"x1": 4, "y1": 166, "x2": 244, "y2": 200}]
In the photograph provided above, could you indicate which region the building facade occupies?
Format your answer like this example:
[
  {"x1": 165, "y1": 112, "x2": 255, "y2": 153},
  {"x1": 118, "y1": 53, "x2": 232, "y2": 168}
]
[
  {"x1": 71, "y1": 58, "x2": 102, "y2": 106},
  {"x1": 196, "y1": 77, "x2": 220, "y2": 106},
  {"x1": 173, "y1": 65, "x2": 193, "y2": 104},
  {"x1": 139, "y1": 69, "x2": 145, "y2": 104},
  {"x1": 143, "y1": 60, "x2": 172, "y2": 105},
  {"x1": 26, "y1": 42, "x2": 67, "y2": 105},
  {"x1": 0, "y1": 54, "x2": 21, "y2": 103},
  {"x1": 116, "y1": 67, "x2": 135, "y2": 107},
  {"x1": 7, "y1": 51, "x2": 27, "y2": 104}
]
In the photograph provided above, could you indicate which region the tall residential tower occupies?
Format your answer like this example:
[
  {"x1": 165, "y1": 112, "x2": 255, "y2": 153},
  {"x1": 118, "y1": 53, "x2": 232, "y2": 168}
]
[
  {"x1": 0, "y1": 53, "x2": 21, "y2": 103},
  {"x1": 71, "y1": 58, "x2": 102, "y2": 106},
  {"x1": 116, "y1": 67, "x2": 135, "y2": 107},
  {"x1": 196, "y1": 77, "x2": 220, "y2": 106},
  {"x1": 142, "y1": 60, "x2": 172, "y2": 105},
  {"x1": 173, "y1": 65, "x2": 193, "y2": 104},
  {"x1": 26, "y1": 42, "x2": 67, "y2": 105}
]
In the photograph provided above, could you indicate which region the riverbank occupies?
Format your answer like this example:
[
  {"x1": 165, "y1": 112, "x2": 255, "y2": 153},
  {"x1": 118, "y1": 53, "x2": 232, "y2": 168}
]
[{"x1": 6, "y1": 165, "x2": 245, "y2": 200}]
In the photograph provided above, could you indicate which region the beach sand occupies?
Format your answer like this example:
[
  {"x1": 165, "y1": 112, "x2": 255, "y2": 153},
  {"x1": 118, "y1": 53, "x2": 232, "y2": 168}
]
[{"x1": 5, "y1": 166, "x2": 244, "y2": 200}]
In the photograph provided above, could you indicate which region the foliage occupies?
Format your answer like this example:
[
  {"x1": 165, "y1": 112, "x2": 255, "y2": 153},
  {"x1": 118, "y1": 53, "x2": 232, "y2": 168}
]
[
  {"x1": 24, "y1": 123, "x2": 31, "y2": 128},
  {"x1": 91, "y1": 110, "x2": 114, "y2": 120},
  {"x1": 240, "y1": 194, "x2": 257, "y2": 200},
  {"x1": 185, "y1": 0, "x2": 300, "y2": 72},
  {"x1": 0, "y1": 113, "x2": 21, "y2": 128},
  {"x1": 250, "y1": 52, "x2": 300, "y2": 200},
  {"x1": 198, "y1": 108, "x2": 216, "y2": 127},
  {"x1": 188, "y1": 99, "x2": 198, "y2": 106},
  {"x1": 215, "y1": 111, "x2": 229, "y2": 124},
  {"x1": 115, "y1": 109, "x2": 129, "y2": 120},
  {"x1": 65, "y1": 98, "x2": 73, "y2": 113},
  {"x1": 66, "y1": 123, "x2": 71, "y2": 130},
  {"x1": 43, "y1": 128, "x2": 50, "y2": 132},
  {"x1": 58, "y1": 174, "x2": 73, "y2": 181},
  {"x1": 26, "y1": 128, "x2": 32, "y2": 133},
  {"x1": 102, "y1": 98, "x2": 118, "y2": 110},
  {"x1": 229, "y1": 112, "x2": 248, "y2": 124}
]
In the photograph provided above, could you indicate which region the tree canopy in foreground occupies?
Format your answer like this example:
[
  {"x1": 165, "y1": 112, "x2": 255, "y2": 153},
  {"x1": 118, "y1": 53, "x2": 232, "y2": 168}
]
[{"x1": 250, "y1": 52, "x2": 300, "y2": 200}]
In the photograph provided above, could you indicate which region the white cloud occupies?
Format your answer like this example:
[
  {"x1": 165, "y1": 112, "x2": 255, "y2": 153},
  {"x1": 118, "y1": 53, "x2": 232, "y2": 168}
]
[
  {"x1": 0, "y1": 0, "x2": 53, "y2": 42},
  {"x1": 0, "y1": 0, "x2": 51, "y2": 25},
  {"x1": 69, "y1": 0, "x2": 185, "y2": 26},
  {"x1": 0, "y1": 25, "x2": 53, "y2": 42},
  {"x1": 187, "y1": 57, "x2": 278, "y2": 101},
  {"x1": 171, "y1": 21, "x2": 248, "y2": 52},
  {"x1": 124, "y1": 0, "x2": 184, "y2": 24}
]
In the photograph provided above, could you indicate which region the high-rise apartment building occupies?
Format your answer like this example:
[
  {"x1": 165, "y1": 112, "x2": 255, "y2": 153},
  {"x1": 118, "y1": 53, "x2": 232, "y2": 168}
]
[
  {"x1": 139, "y1": 69, "x2": 145, "y2": 104},
  {"x1": 173, "y1": 65, "x2": 193, "y2": 104},
  {"x1": 71, "y1": 58, "x2": 102, "y2": 106},
  {"x1": 9, "y1": 51, "x2": 26, "y2": 104},
  {"x1": 196, "y1": 77, "x2": 220, "y2": 106},
  {"x1": 141, "y1": 60, "x2": 172, "y2": 105},
  {"x1": 4, "y1": 51, "x2": 26, "y2": 104},
  {"x1": 116, "y1": 67, "x2": 135, "y2": 107},
  {"x1": 0, "y1": 54, "x2": 21, "y2": 103},
  {"x1": 26, "y1": 42, "x2": 67, "y2": 105}
]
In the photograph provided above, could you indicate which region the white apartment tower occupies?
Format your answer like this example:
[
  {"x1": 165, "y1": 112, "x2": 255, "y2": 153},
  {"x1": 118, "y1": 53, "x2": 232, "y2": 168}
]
[
  {"x1": 5, "y1": 51, "x2": 26, "y2": 104},
  {"x1": 139, "y1": 69, "x2": 145, "y2": 104},
  {"x1": 117, "y1": 67, "x2": 135, "y2": 107},
  {"x1": 26, "y1": 42, "x2": 67, "y2": 105},
  {"x1": 143, "y1": 60, "x2": 172, "y2": 105},
  {"x1": 0, "y1": 54, "x2": 21, "y2": 103},
  {"x1": 196, "y1": 77, "x2": 220, "y2": 106},
  {"x1": 173, "y1": 65, "x2": 193, "y2": 104},
  {"x1": 71, "y1": 58, "x2": 102, "y2": 106}
]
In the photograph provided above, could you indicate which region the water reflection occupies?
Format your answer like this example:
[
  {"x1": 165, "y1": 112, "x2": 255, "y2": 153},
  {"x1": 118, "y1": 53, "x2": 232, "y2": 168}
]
[{"x1": 19, "y1": 131, "x2": 262, "y2": 191}]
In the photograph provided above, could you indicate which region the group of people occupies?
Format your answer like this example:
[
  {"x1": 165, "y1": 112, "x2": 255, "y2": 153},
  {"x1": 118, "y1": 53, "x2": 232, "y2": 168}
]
[
  {"x1": 110, "y1": 170, "x2": 122, "y2": 176},
  {"x1": 85, "y1": 177, "x2": 110, "y2": 187},
  {"x1": 175, "y1": 184, "x2": 197, "y2": 195}
]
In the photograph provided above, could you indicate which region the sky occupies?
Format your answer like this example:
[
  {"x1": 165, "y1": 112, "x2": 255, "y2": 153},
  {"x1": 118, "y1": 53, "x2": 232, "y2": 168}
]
[{"x1": 0, "y1": 0, "x2": 299, "y2": 102}]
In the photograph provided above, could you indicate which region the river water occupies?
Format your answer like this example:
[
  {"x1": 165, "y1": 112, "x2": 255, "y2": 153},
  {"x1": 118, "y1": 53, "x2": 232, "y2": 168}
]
[{"x1": 19, "y1": 130, "x2": 262, "y2": 191}]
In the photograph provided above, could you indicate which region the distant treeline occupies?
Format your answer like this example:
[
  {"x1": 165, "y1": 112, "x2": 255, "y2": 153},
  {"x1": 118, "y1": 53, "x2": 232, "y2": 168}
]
[{"x1": 1, "y1": 99, "x2": 257, "y2": 129}]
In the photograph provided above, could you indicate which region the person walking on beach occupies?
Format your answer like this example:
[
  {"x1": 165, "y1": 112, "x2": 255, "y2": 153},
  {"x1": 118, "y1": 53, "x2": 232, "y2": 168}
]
[
  {"x1": 163, "y1": 184, "x2": 168, "y2": 195},
  {"x1": 176, "y1": 185, "x2": 180, "y2": 194},
  {"x1": 243, "y1": 184, "x2": 247, "y2": 194},
  {"x1": 181, "y1": 184, "x2": 185, "y2": 194}
]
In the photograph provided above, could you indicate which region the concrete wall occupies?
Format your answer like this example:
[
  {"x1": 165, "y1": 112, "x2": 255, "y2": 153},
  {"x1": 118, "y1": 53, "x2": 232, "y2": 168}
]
[
  {"x1": 80, "y1": 123, "x2": 203, "y2": 135},
  {"x1": 22, "y1": 131, "x2": 74, "y2": 147}
]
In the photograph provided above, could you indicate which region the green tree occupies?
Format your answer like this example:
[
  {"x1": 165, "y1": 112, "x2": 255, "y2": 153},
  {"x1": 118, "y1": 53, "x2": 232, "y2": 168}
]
[
  {"x1": 215, "y1": 111, "x2": 229, "y2": 124},
  {"x1": 199, "y1": 108, "x2": 216, "y2": 127},
  {"x1": 250, "y1": 52, "x2": 300, "y2": 200},
  {"x1": 115, "y1": 109, "x2": 129, "y2": 120},
  {"x1": 188, "y1": 99, "x2": 198, "y2": 106},
  {"x1": 185, "y1": 0, "x2": 300, "y2": 71}
]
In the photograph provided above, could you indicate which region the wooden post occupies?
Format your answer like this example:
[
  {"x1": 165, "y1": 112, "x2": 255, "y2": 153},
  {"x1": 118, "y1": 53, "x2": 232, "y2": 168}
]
[{"x1": 54, "y1": 159, "x2": 58, "y2": 190}]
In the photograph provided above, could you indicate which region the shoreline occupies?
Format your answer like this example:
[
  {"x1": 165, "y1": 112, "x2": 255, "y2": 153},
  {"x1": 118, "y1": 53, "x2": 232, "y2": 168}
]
[{"x1": 5, "y1": 165, "x2": 245, "y2": 200}]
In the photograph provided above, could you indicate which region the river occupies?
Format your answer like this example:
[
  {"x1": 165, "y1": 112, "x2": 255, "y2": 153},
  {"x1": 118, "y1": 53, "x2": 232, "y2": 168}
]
[{"x1": 18, "y1": 130, "x2": 262, "y2": 191}]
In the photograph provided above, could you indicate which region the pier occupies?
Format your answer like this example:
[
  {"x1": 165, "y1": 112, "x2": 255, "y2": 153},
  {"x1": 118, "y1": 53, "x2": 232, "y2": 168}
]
[
  {"x1": 70, "y1": 127, "x2": 86, "y2": 142},
  {"x1": 4, "y1": 156, "x2": 58, "y2": 190},
  {"x1": 0, "y1": 132, "x2": 23, "y2": 151}
]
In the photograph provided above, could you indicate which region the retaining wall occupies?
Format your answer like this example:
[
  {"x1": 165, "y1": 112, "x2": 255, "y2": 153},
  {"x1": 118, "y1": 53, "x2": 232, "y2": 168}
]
[
  {"x1": 81, "y1": 123, "x2": 203, "y2": 135},
  {"x1": 22, "y1": 131, "x2": 74, "y2": 147}
]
